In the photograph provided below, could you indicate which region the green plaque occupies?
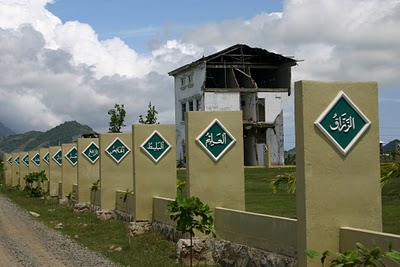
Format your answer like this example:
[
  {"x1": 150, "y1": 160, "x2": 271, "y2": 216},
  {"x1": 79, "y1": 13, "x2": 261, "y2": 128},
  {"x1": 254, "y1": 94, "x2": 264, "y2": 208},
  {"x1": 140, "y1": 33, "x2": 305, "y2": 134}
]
[
  {"x1": 14, "y1": 156, "x2": 20, "y2": 166},
  {"x1": 196, "y1": 119, "x2": 236, "y2": 161},
  {"x1": 52, "y1": 149, "x2": 62, "y2": 166},
  {"x1": 22, "y1": 154, "x2": 29, "y2": 167},
  {"x1": 65, "y1": 147, "x2": 78, "y2": 166},
  {"x1": 31, "y1": 153, "x2": 41, "y2": 167},
  {"x1": 315, "y1": 91, "x2": 371, "y2": 155},
  {"x1": 141, "y1": 130, "x2": 171, "y2": 163},
  {"x1": 43, "y1": 152, "x2": 50, "y2": 165},
  {"x1": 7, "y1": 156, "x2": 12, "y2": 166},
  {"x1": 82, "y1": 142, "x2": 99, "y2": 164},
  {"x1": 105, "y1": 138, "x2": 130, "y2": 163}
]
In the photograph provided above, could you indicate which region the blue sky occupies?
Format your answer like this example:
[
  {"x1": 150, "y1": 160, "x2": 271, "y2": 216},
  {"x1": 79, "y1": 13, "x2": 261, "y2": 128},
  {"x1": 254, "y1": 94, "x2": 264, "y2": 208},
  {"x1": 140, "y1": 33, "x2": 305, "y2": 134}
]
[
  {"x1": 0, "y1": 0, "x2": 399, "y2": 150},
  {"x1": 47, "y1": 0, "x2": 284, "y2": 53}
]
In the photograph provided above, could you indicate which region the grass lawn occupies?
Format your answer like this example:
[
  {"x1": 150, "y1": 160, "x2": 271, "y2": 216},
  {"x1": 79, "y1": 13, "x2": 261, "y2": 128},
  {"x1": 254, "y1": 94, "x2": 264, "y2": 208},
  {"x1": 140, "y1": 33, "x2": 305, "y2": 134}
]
[{"x1": 181, "y1": 165, "x2": 400, "y2": 234}]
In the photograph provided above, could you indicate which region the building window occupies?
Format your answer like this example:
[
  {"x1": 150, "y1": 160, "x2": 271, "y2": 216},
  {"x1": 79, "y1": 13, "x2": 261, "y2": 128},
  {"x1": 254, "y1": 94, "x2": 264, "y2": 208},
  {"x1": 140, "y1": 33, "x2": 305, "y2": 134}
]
[
  {"x1": 188, "y1": 75, "x2": 193, "y2": 84},
  {"x1": 181, "y1": 102, "x2": 186, "y2": 121},
  {"x1": 189, "y1": 101, "x2": 194, "y2": 111},
  {"x1": 180, "y1": 77, "x2": 186, "y2": 88},
  {"x1": 196, "y1": 99, "x2": 201, "y2": 111},
  {"x1": 257, "y1": 98, "x2": 265, "y2": 122}
]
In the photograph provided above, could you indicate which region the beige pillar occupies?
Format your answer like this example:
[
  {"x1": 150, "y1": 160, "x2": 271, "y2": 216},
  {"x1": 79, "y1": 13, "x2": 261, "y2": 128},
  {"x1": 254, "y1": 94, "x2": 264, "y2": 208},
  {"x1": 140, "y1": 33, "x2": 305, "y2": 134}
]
[
  {"x1": 3, "y1": 153, "x2": 12, "y2": 185},
  {"x1": 11, "y1": 152, "x2": 20, "y2": 187},
  {"x1": 28, "y1": 151, "x2": 40, "y2": 173},
  {"x1": 186, "y1": 111, "x2": 245, "y2": 210},
  {"x1": 19, "y1": 152, "x2": 30, "y2": 189},
  {"x1": 77, "y1": 138, "x2": 99, "y2": 203},
  {"x1": 61, "y1": 143, "x2": 78, "y2": 199},
  {"x1": 295, "y1": 81, "x2": 382, "y2": 266},
  {"x1": 39, "y1": 148, "x2": 50, "y2": 192},
  {"x1": 99, "y1": 133, "x2": 133, "y2": 210},
  {"x1": 132, "y1": 124, "x2": 176, "y2": 221},
  {"x1": 49, "y1": 146, "x2": 62, "y2": 196},
  {"x1": 28, "y1": 150, "x2": 40, "y2": 188}
]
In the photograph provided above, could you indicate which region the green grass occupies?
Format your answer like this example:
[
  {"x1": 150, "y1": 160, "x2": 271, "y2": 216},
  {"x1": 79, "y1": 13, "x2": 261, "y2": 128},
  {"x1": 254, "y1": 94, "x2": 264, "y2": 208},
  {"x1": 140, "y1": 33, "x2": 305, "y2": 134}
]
[
  {"x1": 181, "y1": 165, "x2": 400, "y2": 234},
  {"x1": 245, "y1": 167, "x2": 296, "y2": 218},
  {"x1": 244, "y1": 165, "x2": 400, "y2": 235}
]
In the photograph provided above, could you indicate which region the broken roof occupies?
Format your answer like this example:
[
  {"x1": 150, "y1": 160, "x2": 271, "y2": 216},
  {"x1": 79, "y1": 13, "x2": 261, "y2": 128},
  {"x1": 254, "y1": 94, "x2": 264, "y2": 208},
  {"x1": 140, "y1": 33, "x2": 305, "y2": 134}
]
[{"x1": 168, "y1": 43, "x2": 297, "y2": 76}]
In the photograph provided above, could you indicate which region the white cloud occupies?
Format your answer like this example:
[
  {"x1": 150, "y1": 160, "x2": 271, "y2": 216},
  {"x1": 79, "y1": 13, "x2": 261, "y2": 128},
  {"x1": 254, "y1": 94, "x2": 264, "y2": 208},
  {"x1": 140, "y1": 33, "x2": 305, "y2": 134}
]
[{"x1": 0, "y1": 0, "x2": 399, "y2": 148}]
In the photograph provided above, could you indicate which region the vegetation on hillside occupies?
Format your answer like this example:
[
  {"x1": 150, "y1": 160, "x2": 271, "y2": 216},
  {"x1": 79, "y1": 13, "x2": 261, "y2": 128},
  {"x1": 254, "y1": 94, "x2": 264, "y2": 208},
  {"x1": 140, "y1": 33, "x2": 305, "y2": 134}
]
[{"x1": 0, "y1": 121, "x2": 94, "y2": 154}]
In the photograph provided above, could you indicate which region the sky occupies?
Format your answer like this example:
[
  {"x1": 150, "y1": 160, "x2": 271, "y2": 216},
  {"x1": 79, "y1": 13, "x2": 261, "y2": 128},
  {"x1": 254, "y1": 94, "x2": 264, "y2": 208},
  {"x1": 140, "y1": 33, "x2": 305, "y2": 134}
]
[{"x1": 0, "y1": 0, "x2": 399, "y2": 150}]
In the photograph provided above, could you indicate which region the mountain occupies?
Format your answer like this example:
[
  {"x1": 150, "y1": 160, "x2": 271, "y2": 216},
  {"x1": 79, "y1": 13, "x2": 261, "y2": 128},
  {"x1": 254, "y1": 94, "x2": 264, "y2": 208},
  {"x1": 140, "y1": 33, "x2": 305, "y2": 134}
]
[
  {"x1": 285, "y1": 147, "x2": 296, "y2": 156},
  {"x1": 382, "y1": 139, "x2": 400, "y2": 153},
  {"x1": 0, "y1": 121, "x2": 95, "y2": 155},
  {"x1": 0, "y1": 122, "x2": 16, "y2": 137}
]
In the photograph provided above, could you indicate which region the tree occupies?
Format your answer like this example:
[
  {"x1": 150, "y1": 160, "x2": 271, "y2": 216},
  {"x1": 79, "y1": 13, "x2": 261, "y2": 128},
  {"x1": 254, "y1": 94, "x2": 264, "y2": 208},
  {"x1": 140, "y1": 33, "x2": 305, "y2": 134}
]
[
  {"x1": 108, "y1": 104, "x2": 126, "y2": 133},
  {"x1": 139, "y1": 101, "x2": 159, "y2": 124}
]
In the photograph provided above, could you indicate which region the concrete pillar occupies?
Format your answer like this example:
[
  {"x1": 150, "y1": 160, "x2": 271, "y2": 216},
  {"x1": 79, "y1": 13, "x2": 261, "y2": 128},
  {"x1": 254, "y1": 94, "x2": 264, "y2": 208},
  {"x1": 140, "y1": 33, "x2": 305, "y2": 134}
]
[
  {"x1": 39, "y1": 148, "x2": 50, "y2": 192},
  {"x1": 11, "y1": 152, "x2": 20, "y2": 187},
  {"x1": 49, "y1": 146, "x2": 62, "y2": 196},
  {"x1": 186, "y1": 111, "x2": 245, "y2": 210},
  {"x1": 132, "y1": 124, "x2": 176, "y2": 220},
  {"x1": 77, "y1": 138, "x2": 99, "y2": 203},
  {"x1": 61, "y1": 143, "x2": 78, "y2": 199},
  {"x1": 99, "y1": 133, "x2": 133, "y2": 210},
  {"x1": 295, "y1": 81, "x2": 382, "y2": 266},
  {"x1": 19, "y1": 152, "x2": 30, "y2": 189},
  {"x1": 3, "y1": 153, "x2": 12, "y2": 185}
]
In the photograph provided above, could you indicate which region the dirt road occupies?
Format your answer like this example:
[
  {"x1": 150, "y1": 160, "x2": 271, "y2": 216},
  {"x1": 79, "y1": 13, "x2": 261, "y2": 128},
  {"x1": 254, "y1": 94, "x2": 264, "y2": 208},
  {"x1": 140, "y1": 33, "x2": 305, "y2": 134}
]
[{"x1": 0, "y1": 194, "x2": 119, "y2": 267}]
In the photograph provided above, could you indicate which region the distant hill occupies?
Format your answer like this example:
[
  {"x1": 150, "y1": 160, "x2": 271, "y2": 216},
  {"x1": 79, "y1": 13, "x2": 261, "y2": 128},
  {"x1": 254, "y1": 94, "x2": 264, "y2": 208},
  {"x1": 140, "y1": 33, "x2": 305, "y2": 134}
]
[
  {"x1": 285, "y1": 147, "x2": 296, "y2": 156},
  {"x1": 285, "y1": 139, "x2": 400, "y2": 156},
  {"x1": 382, "y1": 139, "x2": 400, "y2": 153},
  {"x1": 0, "y1": 121, "x2": 95, "y2": 155},
  {"x1": 0, "y1": 122, "x2": 16, "y2": 137}
]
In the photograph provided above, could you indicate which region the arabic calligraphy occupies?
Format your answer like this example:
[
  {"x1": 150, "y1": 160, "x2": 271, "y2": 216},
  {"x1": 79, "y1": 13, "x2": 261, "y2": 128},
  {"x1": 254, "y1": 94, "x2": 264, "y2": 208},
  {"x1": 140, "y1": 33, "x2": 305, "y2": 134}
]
[
  {"x1": 109, "y1": 146, "x2": 126, "y2": 155},
  {"x1": 329, "y1": 113, "x2": 355, "y2": 133},
  {"x1": 146, "y1": 141, "x2": 165, "y2": 151},
  {"x1": 88, "y1": 149, "x2": 99, "y2": 157},
  {"x1": 205, "y1": 132, "x2": 227, "y2": 147}
]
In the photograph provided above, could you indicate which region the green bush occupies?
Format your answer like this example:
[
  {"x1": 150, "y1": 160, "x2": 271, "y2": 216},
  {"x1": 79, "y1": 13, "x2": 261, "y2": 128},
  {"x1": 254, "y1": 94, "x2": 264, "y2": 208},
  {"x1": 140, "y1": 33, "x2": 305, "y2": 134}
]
[
  {"x1": 23, "y1": 171, "x2": 47, "y2": 197},
  {"x1": 305, "y1": 242, "x2": 400, "y2": 267}
]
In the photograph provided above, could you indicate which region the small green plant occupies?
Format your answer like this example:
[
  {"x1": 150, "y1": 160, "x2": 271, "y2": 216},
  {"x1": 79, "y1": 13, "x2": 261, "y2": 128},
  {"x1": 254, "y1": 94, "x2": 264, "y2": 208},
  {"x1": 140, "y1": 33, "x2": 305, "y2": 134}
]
[
  {"x1": 91, "y1": 179, "x2": 100, "y2": 191},
  {"x1": 176, "y1": 158, "x2": 186, "y2": 168},
  {"x1": 381, "y1": 163, "x2": 400, "y2": 188},
  {"x1": 305, "y1": 242, "x2": 400, "y2": 267},
  {"x1": 177, "y1": 179, "x2": 186, "y2": 198},
  {"x1": 23, "y1": 171, "x2": 48, "y2": 197},
  {"x1": 66, "y1": 191, "x2": 75, "y2": 199},
  {"x1": 270, "y1": 172, "x2": 296, "y2": 194},
  {"x1": 167, "y1": 196, "x2": 215, "y2": 267},
  {"x1": 120, "y1": 189, "x2": 133, "y2": 203}
]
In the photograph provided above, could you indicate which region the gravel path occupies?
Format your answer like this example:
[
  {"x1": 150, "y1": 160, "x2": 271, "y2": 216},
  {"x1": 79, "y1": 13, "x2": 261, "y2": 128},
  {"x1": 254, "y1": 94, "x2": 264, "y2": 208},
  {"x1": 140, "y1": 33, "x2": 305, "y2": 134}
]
[{"x1": 0, "y1": 194, "x2": 120, "y2": 267}]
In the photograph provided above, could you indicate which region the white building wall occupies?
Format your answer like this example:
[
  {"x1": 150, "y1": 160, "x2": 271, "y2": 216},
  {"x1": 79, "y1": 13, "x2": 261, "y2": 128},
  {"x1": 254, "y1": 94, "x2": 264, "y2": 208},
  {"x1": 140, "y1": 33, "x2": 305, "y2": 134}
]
[
  {"x1": 204, "y1": 92, "x2": 240, "y2": 111},
  {"x1": 258, "y1": 92, "x2": 288, "y2": 165},
  {"x1": 174, "y1": 64, "x2": 205, "y2": 161},
  {"x1": 258, "y1": 92, "x2": 288, "y2": 123}
]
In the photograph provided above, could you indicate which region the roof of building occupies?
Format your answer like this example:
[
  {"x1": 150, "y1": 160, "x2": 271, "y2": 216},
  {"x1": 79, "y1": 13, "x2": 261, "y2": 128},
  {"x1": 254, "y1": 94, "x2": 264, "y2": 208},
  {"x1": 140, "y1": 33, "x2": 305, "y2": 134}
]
[{"x1": 168, "y1": 43, "x2": 297, "y2": 76}]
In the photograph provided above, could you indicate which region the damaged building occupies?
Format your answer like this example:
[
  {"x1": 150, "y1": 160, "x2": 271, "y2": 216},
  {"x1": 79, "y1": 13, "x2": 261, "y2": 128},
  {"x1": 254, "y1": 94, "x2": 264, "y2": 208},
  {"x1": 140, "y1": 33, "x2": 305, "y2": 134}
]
[{"x1": 169, "y1": 44, "x2": 297, "y2": 166}]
